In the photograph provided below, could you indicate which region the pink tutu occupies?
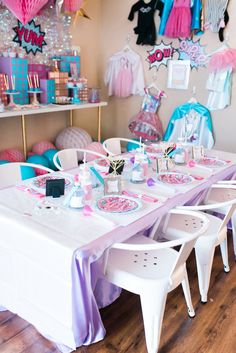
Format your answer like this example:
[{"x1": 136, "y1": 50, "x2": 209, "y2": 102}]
[
  {"x1": 209, "y1": 48, "x2": 236, "y2": 72},
  {"x1": 165, "y1": 0, "x2": 191, "y2": 38},
  {"x1": 129, "y1": 111, "x2": 163, "y2": 141},
  {"x1": 114, "y1": 58, "x2": 133, "y2": 98}
]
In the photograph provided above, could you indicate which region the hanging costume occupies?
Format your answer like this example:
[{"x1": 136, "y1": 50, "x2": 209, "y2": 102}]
[
  {"x1": 128, "y1": 0, "x2": 163, "y2": 45},
  {"x1": 164, "y1": 0, "x2": 192, "y2": 38},
  {"x1": 204, "y1": 0, "x2": 229, "y2": 32},
  {"x1": 104, "y1": 48, "x2": 145, "y2": 97},
  {"x1": 129, "y1": 89, "x2": 164, "y2": 141},
  {"x1": 206, "y1": 47, "x2": 236, "y2": 111},
  {"x1": 163, "y1": 102, "x2": 214, "y2": 149}
]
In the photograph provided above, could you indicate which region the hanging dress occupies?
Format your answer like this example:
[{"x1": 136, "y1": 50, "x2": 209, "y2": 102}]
[
  {"x1": 204, "y1": 0, "x2": 229, "y2": 32},
  {"x1": 164, "y1": 0, "x2": 192, "y2": 38},
  {"x1": 129, "y1": 90, "x2": 164, "y2": 141}
]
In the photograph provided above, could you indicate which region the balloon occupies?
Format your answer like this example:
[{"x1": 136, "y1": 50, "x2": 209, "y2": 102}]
[
  {"x1": 20, "y1": 165, "x2": 36, "y2": 180},
  {"x1": 26, "y1": 154, "x2": 50, "y2": 175},
  {"x1": 43, "y1": 149, "x2": 58, "y2": 170},
  {"x1": 127, "y1": 140, "x2": 140, "y2": 152},
  {"x1": 0, "y1": 148, "x2": 25, "y2": 162},
  {"x1": 0, "y1": 160, "x2": 9, "y2": 165},
  {"x1": 32, "y1": 141, "x2": 56, "y2": 155}
]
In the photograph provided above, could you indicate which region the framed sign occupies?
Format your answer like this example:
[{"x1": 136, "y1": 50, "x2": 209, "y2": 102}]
[{"x1": 167, "y1": 60, "x2": 190, "y2": 90}]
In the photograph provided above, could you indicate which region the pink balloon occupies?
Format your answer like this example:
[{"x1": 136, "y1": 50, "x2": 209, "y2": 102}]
[{"x1": 3, "y1": 0, "x2": 48, "y2": 25}]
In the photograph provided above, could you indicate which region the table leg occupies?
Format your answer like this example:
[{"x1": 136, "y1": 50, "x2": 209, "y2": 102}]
[
  {"x1": 69, "y1": 110, "x2": 73, "y2": 127},
  {"x1": 21, "y1": 115, "x2": 27, "y2": 160},
  {"x1": 97, "y1": 106, "x2": 101, "y2": 142}
]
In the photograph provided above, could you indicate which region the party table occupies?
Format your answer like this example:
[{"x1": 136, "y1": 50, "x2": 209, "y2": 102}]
[{"x1": 0, "y1": 149, "x2": 236, "y2": 352}]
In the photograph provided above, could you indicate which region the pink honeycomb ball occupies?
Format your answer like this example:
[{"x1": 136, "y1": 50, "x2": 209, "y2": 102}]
[
  {"x1": 86, "y1": 142, "x2": 107, "y2": 161},
  {"x1": 32, "y1": 141, "x2": 56, "y2": 155},
  {"x1": 0, "y1": 149, "x2": 25, "y2": 162},
  {"x1": 55, "y1": 127, "x2": 92, "y2": 160}
]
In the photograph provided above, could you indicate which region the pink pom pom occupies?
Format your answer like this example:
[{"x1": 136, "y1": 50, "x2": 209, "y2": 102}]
[
  {"x1": 86, "y1": 142, "x2": 107, "y2": 162},
  {"x1": 32, "y1": 141, "x2": 56, "y2": 155},
  {"x1": 0, "y1": 149, "x2": 25, "y2": 162}
]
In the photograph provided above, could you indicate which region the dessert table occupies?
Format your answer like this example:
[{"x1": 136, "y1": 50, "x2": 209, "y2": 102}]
[{"x1": 0, "y1": 149, "x2": 235, "y2": 352}]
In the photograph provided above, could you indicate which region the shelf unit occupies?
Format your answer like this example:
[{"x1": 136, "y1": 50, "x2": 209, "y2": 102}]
[{"x1": 0, "y1": 102, "x2": 108, "y2": 158}]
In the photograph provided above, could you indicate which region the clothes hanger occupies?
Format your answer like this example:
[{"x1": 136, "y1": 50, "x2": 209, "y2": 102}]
[
  {"x1": 188, "y1": 86, "x2": 198, "y2": 104},
  {"x1": 147, "y1": 72, "x2": 167, "y2": 98},
  {"x1": 123, "y1": 35, "x2": 132, "y2": 52}
]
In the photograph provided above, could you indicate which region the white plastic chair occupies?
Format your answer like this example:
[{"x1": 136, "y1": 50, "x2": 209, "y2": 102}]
[
  {"x1": 104, "y1": 209, "x2": 209, "y2": 353},
  {"x1": 53, "y1": 148, "x2": 109, "y2": 171},
  {"x1": 102, "y1": 137, "x2": 142, "y2": 156},
  {"x1": 0, "y1": 162, "x2": 53, "y2": 188},
  {"x1": 171, "y1": 184, "x2": 236, "y2": 303}
]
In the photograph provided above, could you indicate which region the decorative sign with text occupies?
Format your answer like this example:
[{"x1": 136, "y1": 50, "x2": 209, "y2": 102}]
[
  {"x1": 177, "y1": 39, "x2": 208, "y2": 69},
  {"x1": 13, "y1": 20, "x2": 47, "y2": 56},
  {"x1": 147, "y1": 41, "x2": 176, "y2": 70}
]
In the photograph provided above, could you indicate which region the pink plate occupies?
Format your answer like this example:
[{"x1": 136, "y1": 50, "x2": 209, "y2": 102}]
[
  {"x1": 145, "y1": 145, "x2": 163, "y2": 156},
  {"x1": 157, "y1": 172, "x2": 194, "y2": 185},
  {"x1": 97, "y1": 195, "x2": 141, "y2": 214},
  {"x1": 33, "y1": 175, "x2": 72, "y2": 189},
  {"x1": 197, "y1": 157, "x2": 226, "y2": 167}
]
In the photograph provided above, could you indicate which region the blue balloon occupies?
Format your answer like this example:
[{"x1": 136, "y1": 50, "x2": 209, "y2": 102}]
[
  {"x1": 26, "y1": 155, "x2": 50, "y2": 168},
  {"x1": 0, "y1": 160, "x2": 9, "y2": 165},
  {"x1": 42, "y1": 149, "x2": 58, "y2": 170},
  {"x1": 20, "y1": 166, "x2": 36, "y2": 180},
  {"x1": 127, "y1": 139, "x2": 140, "y2": 152}
]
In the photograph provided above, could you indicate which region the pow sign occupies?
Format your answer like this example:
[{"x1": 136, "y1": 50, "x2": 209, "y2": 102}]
[{"x1": 147, "y1": 41, "x2": 175, "y2": 70}]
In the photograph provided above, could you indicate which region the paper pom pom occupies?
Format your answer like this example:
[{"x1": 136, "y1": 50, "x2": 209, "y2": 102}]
[
  {"x1": 32, "y1": 141, "x2": 56, "y2": 155},
  {"x1": 85, "y1": 142, "x2": 107, "y2": 161},
  {"x1": 0, "y1": 148, "x2": 25, "y2": 162},
  {"x1": 55, "y1": 127, "x2": 92, "y2": 160}
]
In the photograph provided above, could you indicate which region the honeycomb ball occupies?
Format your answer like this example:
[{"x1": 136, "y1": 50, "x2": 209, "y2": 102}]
[
  {"x1": 32, "y1": 141, "x2": 56, "y2": 155},
  {"x1": 55, "y1": 127, "x2": 92, "y2": 160},
  {"x1": 0, "y1": 149, "x2": 25, "y2": 162},
  {"x1": 85, "y1": 142, "x2": 107, "y2": 162},
  {"x1": 26, "y1": 155, "x2": 50, "y2": 176}
]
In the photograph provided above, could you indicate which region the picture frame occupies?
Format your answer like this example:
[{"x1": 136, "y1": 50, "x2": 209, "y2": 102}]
[{"x1": 167, "y1": 60, "x2": 190, "y2": 90}]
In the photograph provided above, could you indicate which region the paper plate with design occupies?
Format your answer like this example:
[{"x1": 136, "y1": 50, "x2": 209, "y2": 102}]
[
  {"x1": 97, "y1": 195, "x2": 142, "y2": 214},
  {"x1": 32, "y1": 174, "x2": 73, "y2": 189},
  {"x1": 93, "y1": 158, "x2": 110, "y2": 172},
  {"x1": 196, "y1": 157, "x2": 227, "y2": 168},
  {"x1": 145, "y1": 144, "x2": 163, "y2": 157},
  {"x1": 157, "y1": 172, "x2": 194, "y2": 185}
]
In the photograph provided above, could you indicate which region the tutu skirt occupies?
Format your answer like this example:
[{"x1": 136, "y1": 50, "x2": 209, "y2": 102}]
[
  {"x1": 165, "y1": 7, "x2": 191, "y2": 38},
  {"x1": 129, "y1": 111, "x2": 163, "y2": 141},
  {"x1": 209, "y1": 48, "x2": 236, "y2": 72}
]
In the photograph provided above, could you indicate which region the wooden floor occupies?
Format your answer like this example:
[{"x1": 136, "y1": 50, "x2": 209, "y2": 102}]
[{"x1": 0, "y1": 232, "x2": 236, "y2": 353}]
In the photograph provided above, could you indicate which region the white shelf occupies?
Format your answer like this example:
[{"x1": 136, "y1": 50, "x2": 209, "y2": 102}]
[{"x1": 0, "y1": 101, "x2": 108, "y2": 119}]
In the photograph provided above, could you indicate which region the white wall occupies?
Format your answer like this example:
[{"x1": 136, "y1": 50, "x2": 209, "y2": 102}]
[{"x1": 100, "y1": 0, "x2": 236, "y2": 152}]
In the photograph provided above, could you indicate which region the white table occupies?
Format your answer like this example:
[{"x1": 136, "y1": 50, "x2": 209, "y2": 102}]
[{"x1": 0, "y1": 149, "x2": 235, "y2": 352}]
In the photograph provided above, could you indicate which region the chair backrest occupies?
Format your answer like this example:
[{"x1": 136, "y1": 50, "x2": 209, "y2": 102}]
[
  {"x1": 102, "y1": 138, "x2": 142, "y2": 156},
  {"x1": 106, "y1": 209, "x2": 209, "y2": 282},
  {"x1": 0, "y1": 162, "x2": 53, "y2": 188},
  {"x1": 177, "y1": 184, "x2": 236, "y2": 236},
  {"x1": 53, "y1": 148, "x2": 109, "y2": 171}
]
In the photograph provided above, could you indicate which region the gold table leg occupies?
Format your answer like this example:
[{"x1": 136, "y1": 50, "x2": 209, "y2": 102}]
[
  {"x1": 21, "y1": 115, "x2": 27, "y2": 160},
  {"x1": 97, "y1": 106, "x2": 101, "y2": 142},
  {"x1": 69, "y1": 110, "x2": 73, "y2": 127}
]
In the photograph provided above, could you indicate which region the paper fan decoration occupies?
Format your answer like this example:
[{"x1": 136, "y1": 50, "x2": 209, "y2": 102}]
[
  {"x1": 3, "y1": 0, "x2": 49, "y2": 25},
  {"x1": 63, "y1": 0, "x2": 83, "y2": 12}
]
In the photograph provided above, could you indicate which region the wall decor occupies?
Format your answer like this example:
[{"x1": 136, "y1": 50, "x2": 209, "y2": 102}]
[
  {"x1": 167, "y1": 60, "x2": 190, "y2": 90},
  {"x1": 147, "y1": 41, "x2": 176, "y2": 71},
  {"x1": 13, "y1": 19, "x2": 47, "y2": 55},
  {"x1": 177, "y1": 38, "x2": 208, "y2": 69}
]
